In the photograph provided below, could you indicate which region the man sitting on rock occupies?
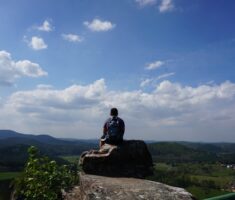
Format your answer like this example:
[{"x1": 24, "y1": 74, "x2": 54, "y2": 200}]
[{"x1": 100, "y1": 108, "x2": 125, "y2": 147}]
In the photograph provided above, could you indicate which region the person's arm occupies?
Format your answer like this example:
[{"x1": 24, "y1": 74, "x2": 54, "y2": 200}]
[
  {"x1": 121, "y1": 119, "x2": 125, "y2": 133},
  {"x1": 120, "y1": 119, "x2": 125, "y2": 138},
  {"x1": 100, "y1": 121, "x2": 107, "y2": 148},
  {"x1": 103, "y1": 121, "x2": 107, "y2": 135},
  {"x1": 123, "y1": 120, "x2": 125, "y2": 133},
  {"x1": 103, "y1": 127, "x2": 107, "y2": 135}
]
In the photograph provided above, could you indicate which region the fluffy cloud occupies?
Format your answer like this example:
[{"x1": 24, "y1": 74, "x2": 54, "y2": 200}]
[
  {"x1": 145, "y1": 60, "x2": 165, "y2": 70},
  {"x1": 1, "y1": 79, "x2": 235, "y2": 141},
  {"x1": 0, "y1": 50, "x2": 47, "y2": 86},
  {"x1": 84, "y1": 19, "x2": 115, "y2": 32},
  {"x1": 159, "y1": 0, "x2": 174, "y2": 12},
  {"x1": 8, "y1": 79, "x2": 106, "y2": 110},
  {"x1": 15, "y1": 61, "x2": 48, "y2": 77},
  {"x1": 28, "y1": 36, "x2": 48, "y2": 50},
  {"x1": 136, "y1": 0, "x2": 157, "y2": 6},
  {"x1": 62, "y1": 34, "x2": 83, "y2": 42},
  {"x1": 37, "y1": 20, "x2": 53, "y2": 32}
]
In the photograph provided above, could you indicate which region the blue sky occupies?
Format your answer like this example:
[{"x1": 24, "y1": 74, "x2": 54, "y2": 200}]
[{"x1": 0, "y1": 0, "x2": 235, "y2": 141}]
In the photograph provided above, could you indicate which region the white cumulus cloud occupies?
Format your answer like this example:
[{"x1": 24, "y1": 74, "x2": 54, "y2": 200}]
[
  {"x1": 145, "y1": 60, "x2": 165, "y2": 70},
  {"x1": 15, "y1": 60, "x2": 47, "y2": 77},
  {"x1": 1, "y1": 79, "x2": 235, "y2": 141},
  {"x1": 28, "y1": 36, "x2": 48, "y2": 50},
  {"x1": 0, "y1": 50, "x2": 47, "y2": 86},
  {"x1": 37, "y1": 20, "x2": 53, "y2": 32},
  {"x1": 62, "y1": 34, "x2": 83, "y2": 42},
  {"x1": 84, "y1": 19, "x2": 115, "y2": 32},
  {"x1": 159, "y1": 0, "x2": 174, "y2": 13}
]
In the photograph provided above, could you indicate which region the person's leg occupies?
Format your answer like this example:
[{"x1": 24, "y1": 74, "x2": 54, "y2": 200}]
[
  {"x1": 100, "y1": 134, "x2": 106, "y2": 148},
  {"x1": 99, "y1": 139, "x2": 105, "y2": 148}
]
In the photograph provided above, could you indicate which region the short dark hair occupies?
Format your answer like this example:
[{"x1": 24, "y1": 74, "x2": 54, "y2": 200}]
[{"x1": 110, "y1": 108, "x2": 118, "y2": 116}]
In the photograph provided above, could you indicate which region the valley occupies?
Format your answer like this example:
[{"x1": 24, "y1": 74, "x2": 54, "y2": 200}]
[{"x1": 0, "y1": 130, "x2": 235, "y2": 200}]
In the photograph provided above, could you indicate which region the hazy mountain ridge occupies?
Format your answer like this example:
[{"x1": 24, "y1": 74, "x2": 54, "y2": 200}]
[
  {"x1": 1, "y1": 130, "x2": 235, "y2": 172},
  {"x1": 0, "y1": 130, "x2": 98, "y2": 171},
  {"x1": 0, "y1": 130, "x2": 87, "y2": 144}
]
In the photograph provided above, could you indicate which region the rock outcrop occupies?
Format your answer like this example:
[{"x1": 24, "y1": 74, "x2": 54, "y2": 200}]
[
  {"x1": 65, "y1": 173, "x2": 195, "y2": 200},
  {"x1": 74, "y1": 140, "x2": 195, "y2": 199},
  {"x1": 79, "y1": 140, "x2": 153, "y2": 178}
]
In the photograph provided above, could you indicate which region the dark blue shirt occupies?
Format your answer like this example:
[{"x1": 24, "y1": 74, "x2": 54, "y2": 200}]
[{"x1": 102, "y1": 116, "x2": 125, "y2": 140}]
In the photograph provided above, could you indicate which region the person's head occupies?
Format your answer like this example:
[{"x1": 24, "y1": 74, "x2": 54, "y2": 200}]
[{"x1": 110, "y1": 108, "x2": 118, "y2": 117}]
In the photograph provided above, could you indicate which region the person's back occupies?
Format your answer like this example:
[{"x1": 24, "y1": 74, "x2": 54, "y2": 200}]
[{"x1": 100, "y1": 108, "x2": 125, "y2": 147}]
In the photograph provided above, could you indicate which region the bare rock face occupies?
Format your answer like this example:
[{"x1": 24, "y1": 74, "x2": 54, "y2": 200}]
[
  {"x1": 79, "y1": 140, "x2": 153, "y2": 178},
  {"x1": 70, "y1": 140, "x2": 195, "y2": 200},
  {"x1": 65, "y1": 173, "x2": 195, "y2": 200}
]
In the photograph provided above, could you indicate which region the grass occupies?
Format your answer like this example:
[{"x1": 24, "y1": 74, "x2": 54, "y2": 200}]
[
  {"x1": 155, "y1": 162, "x2": 172, "y2": 170},
  {"x1": 0, "y1": 172, "x2": 21, "y2": 181},
  {"x1": 60, "y1": 155, "x2": 80, "y2": 164},
  {"x1": 186, "y1": 186, "x2": 230, "y2": 200},
  {"x1": 190, "y1": 175, "x2": 233, "y2": 188}
]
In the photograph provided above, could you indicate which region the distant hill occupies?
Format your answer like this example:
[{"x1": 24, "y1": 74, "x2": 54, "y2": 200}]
[
  {"x1": 0, "y1": 129, "x2": 100, "y2": 146},
  {"x1": 148, "y1": 142, "x2": 235, "y2": 164},
  {"x1": 0, "y1": 130, "x2": 98, "y2": 149},
  {"x1": 0, "y1": 130, "x2": 98, "y2": 171},
  {"x1": 0, "y1": 130, "x2": 82, "y2": 145},
  {"x1": 148, "y1": 142, "x2": 216, "y2": 163},
  {"x1": 1, "y1": 130, "x2": 235, "y2": 171},
  {"x1": 176, "y1": 142, "x2": 222, "y2": 153},
  {"x1": 0, "y1": 130, "x2": 25, "y2": 139}
]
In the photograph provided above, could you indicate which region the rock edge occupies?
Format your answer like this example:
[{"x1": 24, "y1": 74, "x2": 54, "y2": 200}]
[{"x1": 65, "y1": 173, "x2": 196, "y2": 200}]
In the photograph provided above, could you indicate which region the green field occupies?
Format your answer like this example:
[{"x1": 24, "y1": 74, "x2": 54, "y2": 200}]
[
  {"x1": 60, "y1": 155, "x2": 80, "y2": 163},
  {"x1": 147, "y1": 163, "x2": 235, "y2": 200},
  {"x1": 0, "y1": 172, "x2": 21, "y2": 181},
  {"x1": 186, "y1": 186, "x2": 230, "y2": 200},
  {"x1": 189, "y1": 175, "x2": 233, "y2": 188}
]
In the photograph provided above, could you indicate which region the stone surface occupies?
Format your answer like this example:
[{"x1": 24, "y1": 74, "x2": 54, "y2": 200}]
[
  {"x1": 79, "y1": 140, "x2": 153, "y2": 178},
  {"x1": 65, "y1": 173, "x2": 195, "y2": 200}
]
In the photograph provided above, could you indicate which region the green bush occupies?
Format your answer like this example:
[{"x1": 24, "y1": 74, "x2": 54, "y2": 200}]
[{"x1": 14, "y1": 146, "x2": 78, "y2": 200}]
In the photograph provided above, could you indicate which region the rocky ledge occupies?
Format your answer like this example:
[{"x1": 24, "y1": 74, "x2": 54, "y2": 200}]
[
  {"x1": 79, "y1": 140, "x2": 153, "y2": 178},
  {"x1": 72, "y1": 140, "x2": 195, "y2": 199},
  {"x1": 65, "y1": 173, "x2": 195, "y2": 200}
]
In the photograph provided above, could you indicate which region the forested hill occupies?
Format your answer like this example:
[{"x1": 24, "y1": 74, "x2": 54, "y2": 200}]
[
  {"x1": 0, "y1": 130, "x2": 98, "y2": 156},
  {"x1": 1, "y1": 130, "x2": 235, "y2": 171},
  {"x1": 148, "y1": 142, "x2": 235, "y2": 164},
  {"x1": 0, "y1": 130, "x2": 98, "y2": 171},
  {"x1": 0, "y1": 130, "x2": 98, "y2": 145}
]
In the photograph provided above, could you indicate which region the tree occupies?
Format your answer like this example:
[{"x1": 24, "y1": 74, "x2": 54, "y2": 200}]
[{"x1": 14, "y1": 146, "x2": 78, "y2": 200}]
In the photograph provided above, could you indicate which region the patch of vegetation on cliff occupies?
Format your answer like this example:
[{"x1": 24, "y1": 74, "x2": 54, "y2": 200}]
[{"x1": 13, "y1": 146, "x2": 79, "y2": 200}]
